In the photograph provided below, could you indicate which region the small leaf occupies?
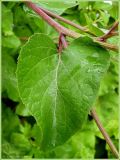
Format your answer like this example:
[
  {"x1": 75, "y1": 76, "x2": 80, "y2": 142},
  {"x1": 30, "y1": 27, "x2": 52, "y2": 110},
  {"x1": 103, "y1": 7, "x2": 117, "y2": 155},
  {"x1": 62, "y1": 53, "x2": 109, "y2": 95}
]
[
  {"x1": 99, "y1": 10, "x2": 110, "y2": 26},
  {"x1": 93, "y1": 2, "x2": 112, "y2": 11},
  {"x1": 17, "y1": 33, "x2": 110, "y2": 150},
  {"x1": 10, "y1": 133, "x2": 31, "y2": 150},
  {"x1": 2, "y1": 104, "x2": 20, "y2": 140},
  {"x1": 109, "y1": 2, "x2": 118, "y2": 20},
  {"x1": 85, "y1": 14, "x2": 104, "y2": 36},
  {"x1": 95, "y1": 92, "x2": 118, "y2": 139},
  {"x1": 2, "y1": 4, "x2": 13, "y2": 35},
  {"x1": 70, "y1": 130, "x2": 95, "y2": 158},
  {"x1": 16, "y1": 102, "x2": 30, "y2": 116},
  {"x1": 2, "y1": 34, "x2": 21, "y2": 49},
  {"x1": 2, "y1": 140, "x2": 22, "y2": 159},
  {"x1": 2, "y1": 53, "x2": 19, "y2": 101},
  {"x1": 79, "y1": 2, "x2": 89, "y2": 10}
]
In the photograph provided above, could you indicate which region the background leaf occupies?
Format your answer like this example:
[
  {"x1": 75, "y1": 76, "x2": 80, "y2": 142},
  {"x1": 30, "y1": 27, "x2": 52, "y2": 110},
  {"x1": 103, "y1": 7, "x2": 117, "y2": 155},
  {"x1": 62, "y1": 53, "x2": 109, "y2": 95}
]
[
  {"x1": 2, "y1": 53, "x2": 19, "y2": 101},
  {"x1": 32, "y1": 0, "x2": 79, "y2": 15},
  {"x1": 2, "y1": 4, "x2": 13, "y2": 35}
]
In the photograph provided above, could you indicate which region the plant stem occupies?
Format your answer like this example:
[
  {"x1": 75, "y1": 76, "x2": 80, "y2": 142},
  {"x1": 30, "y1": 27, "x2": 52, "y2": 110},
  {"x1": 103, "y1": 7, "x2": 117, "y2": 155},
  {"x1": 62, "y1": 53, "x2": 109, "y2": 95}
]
[
  {"x1": 90, "y1": 108, "x2": 119, "y2": 158},
  {"x1": 98, "y1": 21, "x2": 119, "y2": 41},
  {"x1": 58, "y1": 33, "x2": 63, "y2": 53},
  {"x1": 94, "y1": 39, "x2": 118, "y2": 52},
  {"x1": 40, "y1": 7, "x2": 88, "y2": 32},
  {"x1": 25, "y1": 1, "x2": 118, "y2": 52},
  {"x1": 26, "y1": 1, "x2": 80, "y2": 38},
  {"x1": 58, "y1": 33, "x2": 68, "y2": 53},
  {"x1": 60, "y1": 34, "x2": 68, "y2": 49},
  {"x1": 19, "y1": 36, "x2": 29, "y2": 41}
]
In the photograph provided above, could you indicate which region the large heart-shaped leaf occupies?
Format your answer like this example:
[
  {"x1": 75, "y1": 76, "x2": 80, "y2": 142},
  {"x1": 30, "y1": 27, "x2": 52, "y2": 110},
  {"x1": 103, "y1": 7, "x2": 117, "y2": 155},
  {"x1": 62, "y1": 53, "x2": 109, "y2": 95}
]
[{"x1": 17, "y1": 33, "x2": 109, "y2": 150}]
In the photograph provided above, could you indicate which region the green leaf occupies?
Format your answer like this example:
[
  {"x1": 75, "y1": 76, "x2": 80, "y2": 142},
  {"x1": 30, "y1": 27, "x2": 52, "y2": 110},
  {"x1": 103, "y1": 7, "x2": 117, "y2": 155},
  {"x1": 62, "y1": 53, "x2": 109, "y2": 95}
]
[
  {"x1": 99, "y1": 10, "x2": 110, "y2": 26},
  {"x1": 85, "y1": 14, "x2": 104, "y2": 36},
  {"x1": 10, "y1": 133, "x2": 31, "y2": 150},
  {"x1": 2, "y1": 104, "x2": 20, "y2": 140},
  {"x1": 54, "y1": 131, "x2": 95, "y2": 158},
  {"x1": 2, "y1": 53, "x2": 19, "y2": 101},
  {"x1": 17, "y1": 33, "x2": 109, "y2": 150},
  {"x1": 93, "y1": 2, "x2": 112, "y2": 11},
  {"x1": 107, "y1": 36, "x2": 118, "y2": 45},
  {"x1": 79, "y1": 2, "x2": 89, "y2": 10},
  {"x1": 2, "y1": 4, "x2": 13, "y2": 35},
  {"x1": 109, "y1": 2, "x2": 118, "y2": 20},
  {"x1": 32, "y1": 16, "x2": 58, "y2": 38},
  {"x1": 52, "y1": 119, "x2": 96, "y2": 158},
  {"x1": 99, "y1": 71, "x2": 117, "y2": 96},
  {"x1": 2, "y1": 34, "x2": 21, "y2": 49},
  {"x1": 70, "y1": 130, "x2": 95, "y2": 158},
  {"x1": 2, "y1": 140, "x2": 22, "y2": 159},
  {"x1": 71, "y1": 119, "x2": 96, "y2": 158},
  {"x1": 99, "y1": 60, "x2": 118, "y2": 96},
  {"x1": 79, "y1": 10, "x2": 87, "y2": 26},
  {"x1": 31, "y1": 124, "x2": 42, "y2": 146},
  {"x1": 33, "y1": 0, "x2": 79, "y2": 15},
  {"x1": 2, "y1": 133, "x2": 32, "y2": 159},
  {"x1": 95, "y1": 92, "x2": 118, "y2": 139},
  {"x1": 2, "y1": 104, "x2": 34, "y2": 158},
  {"x1": 16, "y1": 102, "x2": 30, "y2": 116},
  {"x1": 6, "y1": 2, "x2": 16, "y2": 9}
]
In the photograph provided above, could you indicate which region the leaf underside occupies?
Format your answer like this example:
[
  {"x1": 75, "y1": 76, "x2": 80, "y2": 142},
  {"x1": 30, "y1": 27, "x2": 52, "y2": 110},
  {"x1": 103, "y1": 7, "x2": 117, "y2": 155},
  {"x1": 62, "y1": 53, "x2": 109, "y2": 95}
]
[{"x1": 17, "y1": 33, "x2": 110, "y2": 150}]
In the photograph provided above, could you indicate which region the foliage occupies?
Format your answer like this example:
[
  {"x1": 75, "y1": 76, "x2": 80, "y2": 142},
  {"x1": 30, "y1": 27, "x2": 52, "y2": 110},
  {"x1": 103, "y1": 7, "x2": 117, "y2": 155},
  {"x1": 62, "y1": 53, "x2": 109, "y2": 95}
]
[
  {"x1": 2, "y1": 1, "x2": 118, "y2": 159},
  {"x1": 17, "y1": 33, "x2": 109, "y2": 150}
]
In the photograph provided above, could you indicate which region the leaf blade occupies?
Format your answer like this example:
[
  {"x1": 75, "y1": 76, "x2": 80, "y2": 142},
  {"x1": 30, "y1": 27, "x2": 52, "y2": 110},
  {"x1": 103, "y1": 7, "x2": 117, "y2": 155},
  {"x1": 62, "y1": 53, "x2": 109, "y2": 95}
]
[{"x1": 17, "y1": 34, "x2": 110, "y2": 150}]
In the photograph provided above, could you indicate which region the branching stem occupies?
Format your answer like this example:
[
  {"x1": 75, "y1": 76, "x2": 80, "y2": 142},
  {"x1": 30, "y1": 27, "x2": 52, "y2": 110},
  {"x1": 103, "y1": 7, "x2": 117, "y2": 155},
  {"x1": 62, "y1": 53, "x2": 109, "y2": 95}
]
[
  {"x1": 98, "y1": 21, "x2": 119, "y2": 41},
  {"x1": 26, "y1": 1, "x2": 118, "y2": 52},
  {"x1": 40, "y1": 7, "x2": 88, "y2": 32},
  {"x1": 26, "y1": 1, "x2": 80, "y2": 38}
]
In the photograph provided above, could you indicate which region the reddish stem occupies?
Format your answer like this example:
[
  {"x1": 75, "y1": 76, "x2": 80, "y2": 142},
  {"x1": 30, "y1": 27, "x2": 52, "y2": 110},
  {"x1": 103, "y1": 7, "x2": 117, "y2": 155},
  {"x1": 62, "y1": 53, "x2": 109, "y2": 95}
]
[
  {"x1": 26, "y1": 1, "x2": 80, "y2": 38},
  {"x1": 91, "y1": 109, "x2": 119, "y2": 158},
  {"x1": 40, "y1": 7, "x2": 88, "y2": 32},
  {"x1": 19, "y1": 37, "x2": 29, "y2": 41},
  {"x1": 61, "y1": 34, "x2": 68, "y2": 49},
  {"x1": 98, "y1": 21, "x2": 119, "y2": 41},
  {"x1": 58, "y1": 34, "x2": 68, "y2": 53},
  {"x1": 25, "y1": 1, "x2": 118, "y2": 52},
  {"x1": 58, "y1": 34, "x2": 63, "y2": 53}
]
